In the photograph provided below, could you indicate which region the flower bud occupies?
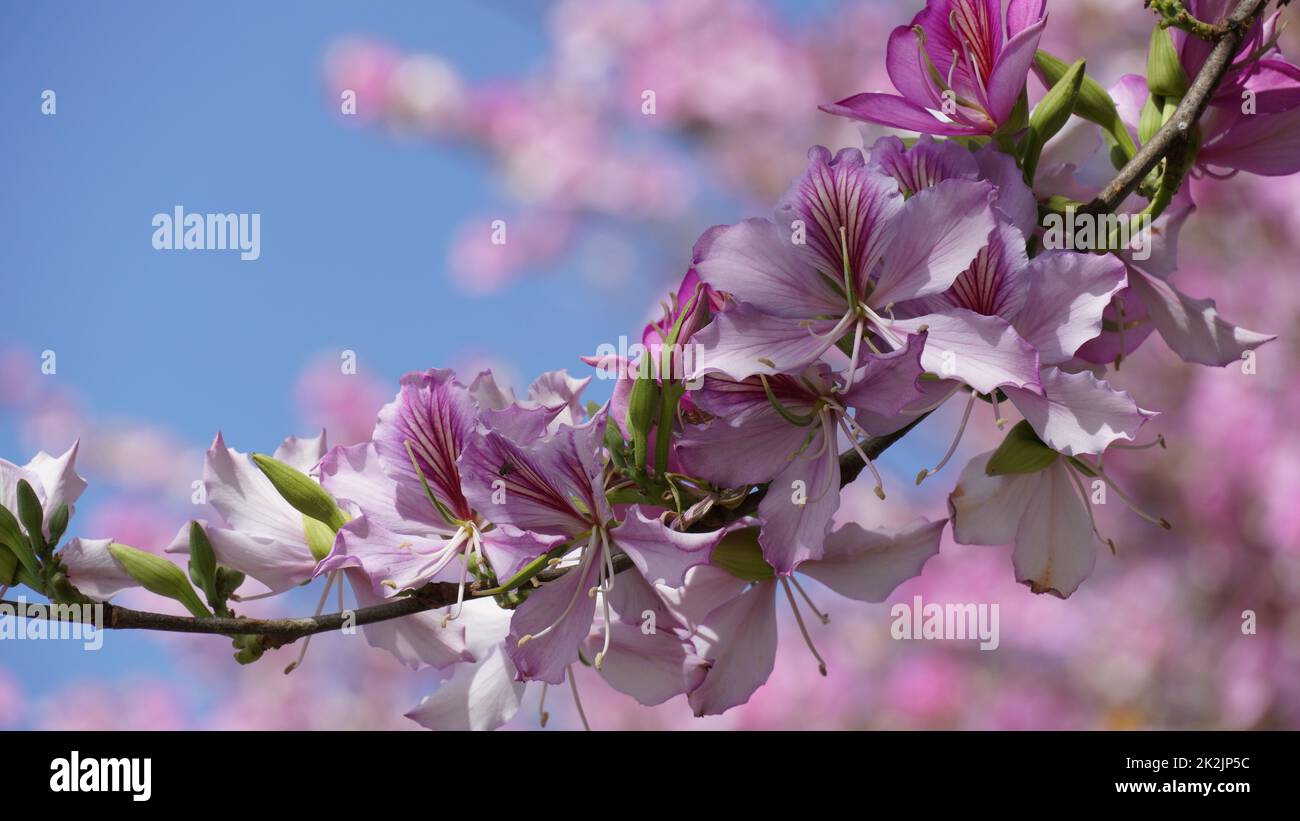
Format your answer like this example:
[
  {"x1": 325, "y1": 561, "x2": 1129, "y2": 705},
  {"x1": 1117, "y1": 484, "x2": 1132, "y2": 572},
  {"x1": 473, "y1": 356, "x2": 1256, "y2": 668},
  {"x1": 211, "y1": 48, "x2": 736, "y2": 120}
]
[
  {"x1": 1022, "y1": 58, "x2": 1085, "y2": 181},
  {"x1": 1146, "y1": 26, "x2": 1189, "y2": 99},
  {"x1": 0, "y1": 503, "x2": 40, "y2": 578},
  {"x1": 187, "y1": 521, "x2": 219, "y2": 605},
  {"x1": 985, "y1": 420, "x2": 1059, "y2": 476},
  {"x1": 108, "y1": 542, "x2": 212, "y2": 618},
  {"x1": 1035, "y1": 50, "x2": 1137, "y2": 160},
  {"x1": 625, "y1": 370, "x2": 662, "y2": 473},
  {"x1": 251, "y1": 453, "x2": 348, "y2": 531},
  {"x1": 47, "y1": 503, "x2": 70, "y2": 547},
  {"x1": 15, "y1": 479, "x2": 45, "y2": 554}
]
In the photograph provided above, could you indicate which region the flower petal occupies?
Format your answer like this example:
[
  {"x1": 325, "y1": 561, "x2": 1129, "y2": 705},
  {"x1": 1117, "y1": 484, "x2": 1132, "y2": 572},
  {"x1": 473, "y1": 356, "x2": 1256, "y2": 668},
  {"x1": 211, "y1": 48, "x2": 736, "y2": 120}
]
[
  {"x1": 800, "y1": 518, "x2": 946, "y2": 602},
  {"x1": 1128, "y1": 266, "x2": 1275, "y2": 366},
  {"x1": 756, "y1": 418, "x2": 840, "y2": 573},
  {"x1": 348, "y1": 569, "x2": 474, "y2": 670},
  {"x1": 691, "y1": 301, "x2": 843, "y2": 381},
  {"x1": 406, "y1": 644, "x2": 525, "y2": 731},
  {"x1": 871, "y1": 179, "x2": 997, "y2": 307},
  {"x1": 1004, "y1": 366, "x2": 1154, "y2": 456},
  {"x1": 610, "y1": 506, "x2": 728, "y2": 588},
  {"x1": 1010, "y1": 251, "x2": 1129, "y2": 366},
  {"x1": 59, "y1": 537, "x2": 137, "y2": 601},
  {"x1": 506, "y1": 546, "x2": 602, "y2": 684},
  {"x1": 820, "y1": 93, "x2": 984, "y2": 136},
  {"x1": 891, "y1": 308, "x2": 1042, "y2": 395},
  {"x1": 948, "y1": 450, "x2": 1037, "y2": 546},
  {"x1": 375, "y1": 368, "x2": 477, "y2": 523},
  {"x1": 687, "y1": 579, "x2": 778, "y2": 717},
  {"x1": 1012, "y1": 462, "x2": 1098, "y2": 598},
  {"x1": 694, "y1": 218, "x2": 845, "y2": 319}
]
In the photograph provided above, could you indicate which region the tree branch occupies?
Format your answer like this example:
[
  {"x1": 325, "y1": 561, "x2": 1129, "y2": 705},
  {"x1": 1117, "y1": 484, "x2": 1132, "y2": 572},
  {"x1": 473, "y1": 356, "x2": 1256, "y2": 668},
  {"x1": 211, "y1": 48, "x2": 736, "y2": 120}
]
[{"x1": 1083, "y1": 0, "x2": 1271, "y2": 214}]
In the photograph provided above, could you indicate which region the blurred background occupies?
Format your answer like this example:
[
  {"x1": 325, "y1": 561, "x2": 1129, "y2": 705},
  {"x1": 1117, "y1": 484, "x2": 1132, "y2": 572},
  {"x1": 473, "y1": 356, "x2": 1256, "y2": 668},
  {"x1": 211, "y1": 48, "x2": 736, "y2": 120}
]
[{"x1": 1, "y1": 0, "x2": 1297, "y2": 730}]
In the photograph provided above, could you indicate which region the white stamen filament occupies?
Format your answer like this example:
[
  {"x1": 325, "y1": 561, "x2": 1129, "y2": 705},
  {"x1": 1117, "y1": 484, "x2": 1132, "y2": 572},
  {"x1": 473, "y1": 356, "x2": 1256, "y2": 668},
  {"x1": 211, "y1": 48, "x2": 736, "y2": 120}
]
[
  {"x1": 538, "y1": 682, "x2": 550, "y2": 728},
  {"x1": 517, "y1": 535, "x2": 598, "y2": 648},
  {"x1": 1070, "y1": 460, "x2": 1171, "y2": 531},
  {"x1": 780, "y1": 577, "x2": 828, "y2": 676},
  {"x1": 567, "y1": 665, "x2": 592, "y2": 731},
  {"x1": 594, "y1": 529, "x2": 614, "y2": 670},
  {"x1": 990, "y1": 392, "x2": 1007, "y2": 429},
  {"x1": 834, "y1": 412, "x2": 886, "y2": 499},
  {"x1": 841, "y1": 318, "x2": 867, "y2": 392},
  {"x1": 284, "y1": 570, "x2": 336, "y2": 675},
  {"x1": 1064, "y1": 461, "x2": 1115, "y2": 554},
  {"x1": 790, "y1": 576, "x2": 830, "y2": 625},
  {"x1": 916, "y1": 390, "x2": 976, "y2": 485}
]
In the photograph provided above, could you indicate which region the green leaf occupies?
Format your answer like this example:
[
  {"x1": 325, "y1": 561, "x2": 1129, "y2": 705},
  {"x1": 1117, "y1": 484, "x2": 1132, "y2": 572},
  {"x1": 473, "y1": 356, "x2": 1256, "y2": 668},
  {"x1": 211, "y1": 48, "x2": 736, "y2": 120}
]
[
  {"x1": 108, "y1": 542, "x2": 212, "y2": 618},
  {"x1": 251, "y1": 453, "x2": 348, "y2": 531},
  {"x1": 985, "y1": 420, "x2": 1059, "y2": 476},
  {"x1": 1023, "y1": 58, "x2": 1086, "y2": 182},
  {"x1": 0, "y1": 504, "x2": 41, "y2": 578},
  {"x1": 0, "y1": 545, "x2": 18, "y2": 587},
  {"x1": 1146, "y1": 26, "x2": 1189, "y2": 98},
  {"x1": 710, "y1": 527, "x2": 775, "y2": 583}
]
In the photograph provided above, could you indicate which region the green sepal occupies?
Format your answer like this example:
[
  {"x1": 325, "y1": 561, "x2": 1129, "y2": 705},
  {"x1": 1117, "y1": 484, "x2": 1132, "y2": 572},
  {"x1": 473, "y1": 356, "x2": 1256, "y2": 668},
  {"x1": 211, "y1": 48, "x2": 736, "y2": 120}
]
[
  {"x1": 710, "y1": 527, "x2": 775, "y2": 583},
  {"x1": 985, "y1": 420, "x2": 1059, "y2": 476},
  {"x1": 1022, "y1": 58, "x2": 1086, "y2": 182}
]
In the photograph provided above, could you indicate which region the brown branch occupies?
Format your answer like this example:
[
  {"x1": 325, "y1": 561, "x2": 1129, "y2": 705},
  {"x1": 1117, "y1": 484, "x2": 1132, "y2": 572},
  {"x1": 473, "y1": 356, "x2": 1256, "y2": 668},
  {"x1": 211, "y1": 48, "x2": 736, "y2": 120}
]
[
  {"x1": 1083, "y1": 0, "x2": 1271, "y2": 214},
  {"x1": 6, "y1": 0, "x2": 1269, "y2": 646}
]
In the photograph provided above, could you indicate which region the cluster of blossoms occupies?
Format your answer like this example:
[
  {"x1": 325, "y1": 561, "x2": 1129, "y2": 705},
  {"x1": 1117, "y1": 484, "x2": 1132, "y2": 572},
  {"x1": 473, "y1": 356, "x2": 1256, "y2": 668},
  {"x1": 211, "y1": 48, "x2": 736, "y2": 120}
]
[{"x1": 4, "y1": 0, "x2": 1295, "y2": 730}]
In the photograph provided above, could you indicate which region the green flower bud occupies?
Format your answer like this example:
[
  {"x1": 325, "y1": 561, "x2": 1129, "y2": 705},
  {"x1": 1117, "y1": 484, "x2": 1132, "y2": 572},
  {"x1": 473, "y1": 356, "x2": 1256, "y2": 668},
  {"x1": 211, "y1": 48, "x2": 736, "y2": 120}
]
[
  {"x1": 0, "y1": 504, "x2": 40, "y2": 578},
  {"x1": 47, "y1": 503, "x2": 70, "y2": 547},
  {"x1": 251, "y1": 453, "x2": 348, "y2": 531},
  {"x1": 1147, "y1": 26, "x2": 1189, "y2": 99},
  {"x1": 1035, "y1": 50, "x2": 1137, "y2": 161},
  {"x1": 985, "y1": 420, "x2": 1059, "y2": 476},
  {"x1": 187, "y1": 521, "x2": 219, "y2": 605},
  {"x1": 16, "y1": 479, "x2": 46, "y2": 555},
  {"x1": 302, "y1": 514, "x2": 336, "y2": 562},
  {"x1": 626, "y1": 371, "x2": 662, "y2": 473},
  {"x1": 1139, "y1": 93, "x2": 1164, "y2": 144},
  {"x1": 1022, "y1": 58, "x2": 1086, "y2": 182},
  {"x1": 108, "y1": 542, "x2": 212, "y2": 618}
]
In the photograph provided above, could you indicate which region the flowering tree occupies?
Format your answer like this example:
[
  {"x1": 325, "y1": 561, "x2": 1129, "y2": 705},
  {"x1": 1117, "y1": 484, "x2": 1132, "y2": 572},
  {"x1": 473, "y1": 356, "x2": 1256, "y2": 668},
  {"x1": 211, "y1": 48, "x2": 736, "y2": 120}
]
[{"x1": 3, "y1": 0, "x2": 1295, "y2": 729}]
